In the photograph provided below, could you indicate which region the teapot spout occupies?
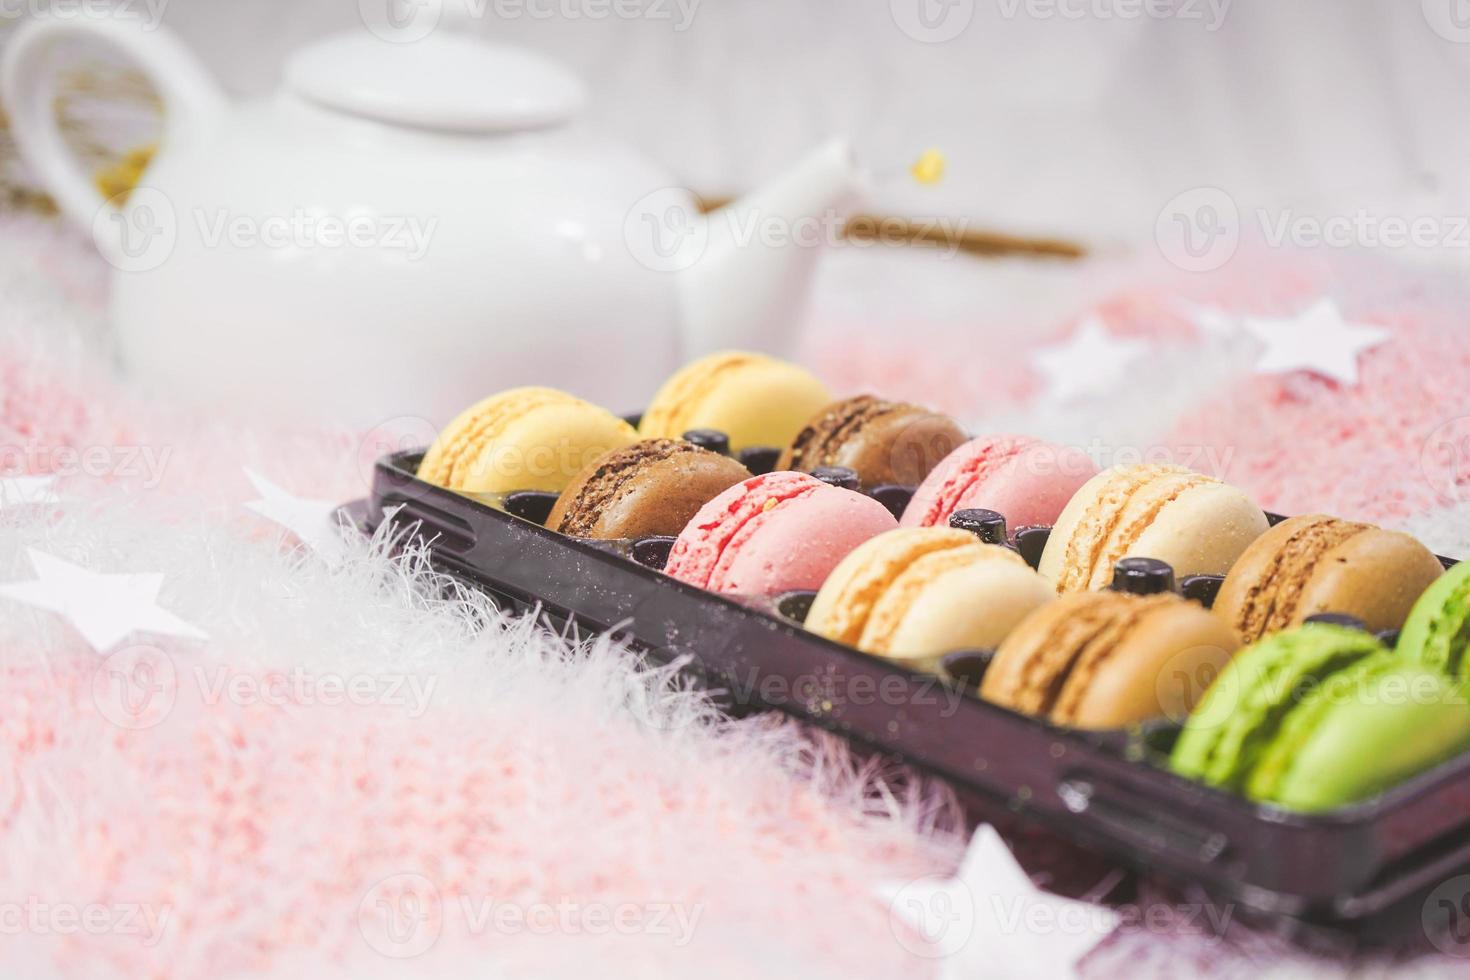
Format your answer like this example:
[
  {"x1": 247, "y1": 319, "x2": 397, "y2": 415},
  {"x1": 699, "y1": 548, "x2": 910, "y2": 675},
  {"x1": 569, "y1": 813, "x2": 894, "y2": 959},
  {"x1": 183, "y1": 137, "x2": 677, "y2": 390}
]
[{"x1": 680, "y1": 139, "x2": 867, "y2": 358}]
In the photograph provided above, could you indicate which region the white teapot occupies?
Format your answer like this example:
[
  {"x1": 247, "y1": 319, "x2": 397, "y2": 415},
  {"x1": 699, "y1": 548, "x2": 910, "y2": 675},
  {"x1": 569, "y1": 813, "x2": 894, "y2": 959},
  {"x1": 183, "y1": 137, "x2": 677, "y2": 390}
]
[{"x1": 2, "y1": 6, "x2": 865, "y2": 425}]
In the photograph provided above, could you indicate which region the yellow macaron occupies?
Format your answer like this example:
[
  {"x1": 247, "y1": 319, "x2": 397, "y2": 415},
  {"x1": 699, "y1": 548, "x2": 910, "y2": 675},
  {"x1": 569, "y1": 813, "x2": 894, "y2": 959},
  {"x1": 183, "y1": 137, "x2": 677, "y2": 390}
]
[
  {"x1": 806, "y1": 527, "x2": 1055, "y2": 673},
  {"x1": 640, "y1": 351, "x2": 832, "y2": 451},
  {"x1": 418, "y1": 387, "x2": 637, "y2": 494}
]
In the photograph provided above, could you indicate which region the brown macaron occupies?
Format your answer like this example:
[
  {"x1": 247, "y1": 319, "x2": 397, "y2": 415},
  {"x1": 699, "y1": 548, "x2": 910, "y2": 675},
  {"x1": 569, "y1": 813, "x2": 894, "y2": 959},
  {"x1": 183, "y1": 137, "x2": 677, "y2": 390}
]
[
  {"x1": 777, "y1": 395, "x2": 967, "y2": 488},
  {"x1": 1213, "y1": 514, "x2": 1446, "y2": 644},
  {"x1": 547, "y1": 439, "x2": 751, "y2": 540},
  {"x1": 981, "y1": 590, "x2": 1239, "y2": 729}
]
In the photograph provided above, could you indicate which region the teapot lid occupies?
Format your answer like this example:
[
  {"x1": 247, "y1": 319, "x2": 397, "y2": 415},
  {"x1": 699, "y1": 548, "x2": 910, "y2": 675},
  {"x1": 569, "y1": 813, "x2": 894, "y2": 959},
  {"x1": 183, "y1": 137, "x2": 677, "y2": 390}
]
[{"x1": 285, "y1": 31, "x2": 585, "y2": 133}]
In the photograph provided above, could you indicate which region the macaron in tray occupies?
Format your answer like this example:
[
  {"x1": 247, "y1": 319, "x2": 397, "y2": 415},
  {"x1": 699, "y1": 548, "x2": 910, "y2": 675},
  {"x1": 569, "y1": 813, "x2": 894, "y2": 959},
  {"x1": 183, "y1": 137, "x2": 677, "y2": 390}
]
[
  {"x1": 980, "y1": 583, "x2": 1240, "y2": 730},
  {"x1": 804, "y1": 527, "x2": 1054, "y2": 674},
  {"x1": 664, "y1": 471, "x2": 898, "y2": 595},
  {"x1": 1213, "y1": 514, "x2": 1446, "y2": 644},
  {"x1": 546, "y1": 438, "x2": 752, "y2": 540},
  {"x1": 405, "y1": 366, "x2": 1470, "y2": 817},
  {"x1": 1039, "y1": 463, "x2": 1269, "y2": 593},
  {"x1": 1399, "y1": 559, "x2": 1470, "y2": 679},
  {"x1": 1169, "y1": 622, "x2": 1470, "y2": 813},
  {"x1": 640, "y1": 350, "x2": 832, "y2": 452},
  {"x1": 778, "y1": 395, "x2": 967, "y2": 490},
  {"x1": 418, "y1": 386, "x2": 637, "y2": 494},
  {"x1": 901, "y1": 434, "x2": 1099, "y2": 531}
]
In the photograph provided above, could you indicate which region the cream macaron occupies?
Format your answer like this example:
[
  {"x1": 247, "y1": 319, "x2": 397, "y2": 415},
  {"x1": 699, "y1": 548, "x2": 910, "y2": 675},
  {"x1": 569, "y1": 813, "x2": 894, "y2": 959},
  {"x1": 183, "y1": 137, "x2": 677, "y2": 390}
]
[
  {"x1": 805, "y1": 527, "x2": 1055, "y2": 674},
  {"x1": 1038, "y1": 464, "x2": 1269, "y2": 593}
]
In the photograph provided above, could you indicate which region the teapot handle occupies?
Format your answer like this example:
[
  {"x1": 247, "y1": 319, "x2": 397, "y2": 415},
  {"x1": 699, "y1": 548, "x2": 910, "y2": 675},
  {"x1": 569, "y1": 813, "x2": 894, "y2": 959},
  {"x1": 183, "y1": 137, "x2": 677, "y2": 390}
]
[{"x1": 0, "y1": 13, "x2": 225, "y2": 259}]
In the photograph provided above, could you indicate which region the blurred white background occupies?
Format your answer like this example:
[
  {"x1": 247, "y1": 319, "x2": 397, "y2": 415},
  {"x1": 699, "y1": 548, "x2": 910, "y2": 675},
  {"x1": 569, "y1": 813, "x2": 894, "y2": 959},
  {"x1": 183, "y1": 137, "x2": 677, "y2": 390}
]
[
  {"x1": 121, "y1": 0, "x2": 1470, "y2": 245},
  {"x1": 8, "y1": 0, "x2": 1470, "y2": 334}
]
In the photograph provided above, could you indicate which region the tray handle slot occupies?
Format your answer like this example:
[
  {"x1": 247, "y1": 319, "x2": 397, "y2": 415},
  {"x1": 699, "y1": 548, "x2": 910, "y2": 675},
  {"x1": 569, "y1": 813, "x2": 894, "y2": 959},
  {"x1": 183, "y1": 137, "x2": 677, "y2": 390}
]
[{"x1": 1058, "y1": 777, "x2": 1230, "y2": 866}]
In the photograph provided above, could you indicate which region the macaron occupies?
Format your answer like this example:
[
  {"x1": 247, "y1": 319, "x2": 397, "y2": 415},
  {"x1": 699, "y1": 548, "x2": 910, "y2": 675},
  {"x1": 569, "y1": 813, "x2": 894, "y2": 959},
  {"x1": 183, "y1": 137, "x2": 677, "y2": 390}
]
[
  {"x1": 1398, "y1": 559, "x2": 1470, "y2": 678},
  {"x1": 418, "y1": 387, "x2": 637, "y2": 494},
  {"x1": 899, "y1": 435, "x2": 1099, "y2": 531},
  {"x1": 805, "y1": 527, "x2": 1054, "y2": 673},
  {"x1": 777, "y1": 395, "x2": 968, "y2": 489},
  {"x1": 1214, "y1": 514, "x2": 1445, "y2": 644},
  {"x1": 1170, "y1": 623, "x2": 1470, "y2": 812},
  {"x1": 1038, "y1": 464, "x2": 1269, "y2": 594},
  {"x1": 640, "y1": 351, "x2": 832, "y2": 451},
  {"x1": 664, "y1": 471, "x2": 898, "y2": 595},
  {"x1": 981, "y1": 589, "x2": 1239, "y2": 729},
  {"x1": 546, "y1": 438, "x2": 752, "y2": 540}
]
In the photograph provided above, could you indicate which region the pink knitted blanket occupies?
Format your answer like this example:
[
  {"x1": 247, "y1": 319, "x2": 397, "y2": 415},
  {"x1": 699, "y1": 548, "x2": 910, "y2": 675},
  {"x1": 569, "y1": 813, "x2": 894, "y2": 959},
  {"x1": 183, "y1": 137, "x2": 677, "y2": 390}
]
[{"x1": 4, "y1": 214, "x2": 1469, "y2": 977}]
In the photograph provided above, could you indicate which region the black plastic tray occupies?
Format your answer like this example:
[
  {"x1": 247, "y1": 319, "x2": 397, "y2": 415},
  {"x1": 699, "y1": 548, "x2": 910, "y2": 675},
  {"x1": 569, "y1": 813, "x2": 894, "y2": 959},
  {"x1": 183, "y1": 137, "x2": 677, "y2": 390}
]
[{"x1": 356, "y1": 448, "x2": 1470, "y2": 945}]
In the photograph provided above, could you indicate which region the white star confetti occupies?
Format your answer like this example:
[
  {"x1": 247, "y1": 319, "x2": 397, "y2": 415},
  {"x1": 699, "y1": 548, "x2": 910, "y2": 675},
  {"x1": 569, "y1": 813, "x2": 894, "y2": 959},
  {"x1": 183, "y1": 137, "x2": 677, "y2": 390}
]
[
  {"x1": 0, "y1": 549, "x2": 207, "y2": 653},
  {"x1": 0, "y1": 475, "x2": 59, "y2": 508},
  {"x1": 244, "y1": 469, "x2": 348, "y2": 564},
  {"x1": 880, "y1": 824, "x2": 1118, "y2": 979},
  {"x1": 1242, "y1": 298, "x2": 1390, "y2": 386},
  {"x1": 1031, "y1": 316, "x2": 1151, "y2": 405}
]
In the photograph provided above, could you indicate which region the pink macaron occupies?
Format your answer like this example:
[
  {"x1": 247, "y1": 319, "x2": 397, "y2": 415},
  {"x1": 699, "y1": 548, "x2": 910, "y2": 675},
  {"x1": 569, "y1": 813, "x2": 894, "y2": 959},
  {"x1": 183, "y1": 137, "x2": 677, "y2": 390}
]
[
  {"x1": 665, "y1": 472, "x2": 899, "y2": 595},
  {"x1": 900, "y1": 435, "x2": 1098, "y2": 531}
]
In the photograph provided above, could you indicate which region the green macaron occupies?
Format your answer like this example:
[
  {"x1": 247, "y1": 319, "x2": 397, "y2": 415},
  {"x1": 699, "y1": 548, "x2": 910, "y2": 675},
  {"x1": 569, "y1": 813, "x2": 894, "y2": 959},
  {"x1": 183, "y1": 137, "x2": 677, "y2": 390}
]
[
  {"x1": 1398, "y1": 560, "x2": 1469, "y2": 677},
  {"x1": 1170, "y1": 623, "x2": 1470, "y2": 813}
]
